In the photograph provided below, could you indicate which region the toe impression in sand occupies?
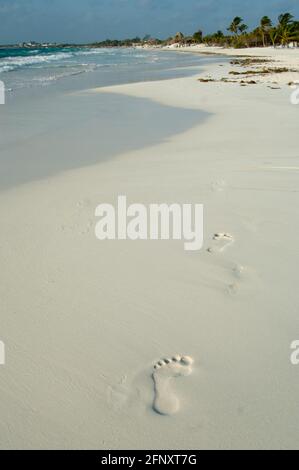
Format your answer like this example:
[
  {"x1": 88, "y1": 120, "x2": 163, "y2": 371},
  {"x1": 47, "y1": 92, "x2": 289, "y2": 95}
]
[
  {"x1": 152, "y1": 355, "x2": 194, "y2": 416},
  {"x1": 207, "y1": 232, "x2": 234, "y2": 253}
]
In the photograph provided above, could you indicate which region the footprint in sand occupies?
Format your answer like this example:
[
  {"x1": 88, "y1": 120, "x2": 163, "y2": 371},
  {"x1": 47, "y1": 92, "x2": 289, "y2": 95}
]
[
  {"x1": 211, "y1": 180, "x2": 226, "y2": 193},
  {"x1": 207, "y1": 232, "x2": 234, "y2": 254},
  {"x1": 107, "y1": 375, "x2": 131, "y2": 411},
  {"x1": 152, "y1": 355, "x2": 194, "y2": 416},
  {"x1": 232, "y1": 264, "x2": 245, "y2": 279}
]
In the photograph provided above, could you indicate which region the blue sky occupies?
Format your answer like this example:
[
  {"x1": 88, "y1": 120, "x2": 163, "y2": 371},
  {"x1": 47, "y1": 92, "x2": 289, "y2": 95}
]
[{"x1": 0, "y1": 0, "x2": 299, "y2": 44}]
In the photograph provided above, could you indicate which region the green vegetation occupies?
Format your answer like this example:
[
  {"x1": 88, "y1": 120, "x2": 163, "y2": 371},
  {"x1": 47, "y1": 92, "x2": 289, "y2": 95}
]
[
  {"x1": 167, "y1": 12, "x2": 299, "y2": 48},
  {"x1": 259, "y1": 16, "x2": 272, "y2": 47},
  {"x1": 227, "y1": 17, "x2": 248, "y2": 37},
  {"x1": 89, "y1": 12, "x2": 299, "y2": 49},
  {"x1": 90, "y1": 36, "x2": 162, "y2": 48}
]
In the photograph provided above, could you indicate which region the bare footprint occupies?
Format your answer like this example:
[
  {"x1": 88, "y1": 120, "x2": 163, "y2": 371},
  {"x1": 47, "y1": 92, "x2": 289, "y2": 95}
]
[
  {"x1": 227, "y1": 264, "x2": 259, "y2": 296},
  {"x1": 232, "y1": 264, "x2": 245, "y2": 279},
  {"x1": 207, "y1": 233, "x2": 234, "y2": 253},
  {"x1": 107, "y1": 375, "x2": 130, "y2": 411},
  {"x1": 211, "y1": 180, "x2": 226, "y2": 193},
  {"x1": 152, "y1": 355, "x2": 194, "y2": 416}
]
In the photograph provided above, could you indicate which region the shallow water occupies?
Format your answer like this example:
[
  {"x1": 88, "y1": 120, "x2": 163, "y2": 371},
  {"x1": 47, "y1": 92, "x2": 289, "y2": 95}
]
[
  {"x1": 0, "y1": 49, "x2": 220, "y2": 191},
  {"x1": 0, "y1": 46, "x2": 222, "y2": 98}
]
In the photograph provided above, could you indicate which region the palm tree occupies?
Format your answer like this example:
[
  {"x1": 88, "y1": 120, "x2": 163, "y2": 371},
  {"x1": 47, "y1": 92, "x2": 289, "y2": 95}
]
[
  {"x1": 259, "y1": 16, "x2": 272, "y2": 47},
  {"x1": 193, "y1": 30, "x2": 203, "y2": 43},
  {"x1": 228, "y1": 17, "x2": 244, "y2": 36},
  {"x1": 269, "y1": 27, "x2": 279, "y2": 47},
  {"x1": 174, "y1": 32, "x2": 184, "y2": 43},
  {"x1": 278, "y1": 12, "x2": 294, "y2": 27},
  {"x1": 277, "y1": 13, "x2": 296, "y2": 46},
  {"x1": 227, "y1": 17, "x2": 248, "y2": 47},
  {"x1": 239, "y1": 24, "x2": 248, "y2": 35},
  {"x1": 279, "y1": 25, "x2": 296, "y2": 46}
]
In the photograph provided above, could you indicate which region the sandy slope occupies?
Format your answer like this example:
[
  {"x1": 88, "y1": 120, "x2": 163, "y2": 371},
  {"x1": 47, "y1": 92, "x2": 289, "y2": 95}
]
[{"x1": 1, "y1": 60, "x2": 299, "y2": 449}]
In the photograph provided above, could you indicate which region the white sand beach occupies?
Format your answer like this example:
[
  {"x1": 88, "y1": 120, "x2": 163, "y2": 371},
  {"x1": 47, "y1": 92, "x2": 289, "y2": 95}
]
[
  {"x1": 166, "y1": 45, "x2": 299, "y2": 85},
  {"x1": 1, "y1": 49, "x2": 299, "y2": 449}
]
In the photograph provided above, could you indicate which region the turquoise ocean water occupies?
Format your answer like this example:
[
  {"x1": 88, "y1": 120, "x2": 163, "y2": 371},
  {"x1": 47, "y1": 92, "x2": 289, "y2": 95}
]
[
  {"x1": 0, "y1": 45, "x2": 222, "y2": 189},
  {"x1": 0, "y1": 45, "x2": 220, "y2": 96}
]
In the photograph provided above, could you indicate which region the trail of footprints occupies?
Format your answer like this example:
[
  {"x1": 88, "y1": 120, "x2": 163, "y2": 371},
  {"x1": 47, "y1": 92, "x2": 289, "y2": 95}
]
[{"x1": 207, "y1": 232, "x2": 248, "y2": 295}]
